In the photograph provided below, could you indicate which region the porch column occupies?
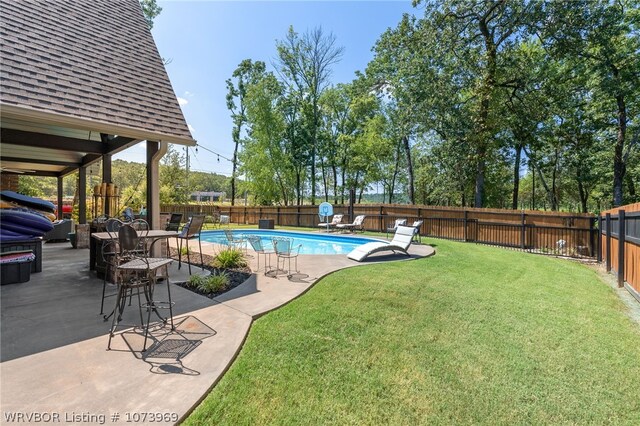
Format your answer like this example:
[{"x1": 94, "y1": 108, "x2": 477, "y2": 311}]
[
  {"x1": 146, "y1": 141, "x2": 168, "y2": 230},
  {"x1": 57, "y1": 176, "x2": 63, "y2": 220},
  {"x1": 78, "y1": 166, "x2": 87, "y2": 224},
  {"x1": 102, "y1": 153, "x2": 112, "y2": 216}
]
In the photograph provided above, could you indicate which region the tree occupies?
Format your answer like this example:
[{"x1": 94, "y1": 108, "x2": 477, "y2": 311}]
[
  {"x1": 139, "y1": 0, "x2": 162, "y2": 29},
  {"x1": 276, "y1": 26, "x2": 344, "y2": 204},
  {"x1": 226, "y1": 59, "x2": 266, "y2": 205},
  {"x1": 241, "y1": 73, "x2": 294, "y2": 205},
  {"x1": 540, "y1": 0, "x2": 640, "y2": 206},
  {"x1": 410, "y1": 0, "x2": 535, "y2": 207}
]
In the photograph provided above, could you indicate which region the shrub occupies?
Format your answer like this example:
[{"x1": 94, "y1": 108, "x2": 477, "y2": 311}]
[
  {"x1": 186, "y1": 274, "x2": 206, "y2": 289},
  {"x1": 179, "y1": 246, "x2": 190, "y2": 256},
  {"x1": 198, "y1": 271, "x2": 230, "y2": 293},
  {"x1": 213, "y1": 248, "x2": 247, "y2": 269}
]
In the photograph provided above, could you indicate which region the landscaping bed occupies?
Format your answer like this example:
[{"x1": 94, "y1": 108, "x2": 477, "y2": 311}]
[{"x1": 168, "y1": 247, "x2": 251, "y2": 299}]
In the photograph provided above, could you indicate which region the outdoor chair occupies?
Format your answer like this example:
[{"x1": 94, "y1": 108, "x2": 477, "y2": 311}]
[
  {"x1": 272, "y1": 236, "x2": 302, "y2": 277},
  {"x1": 411, "y1": 220, "x2": 424, "y2": 243},
  {"x1": 386, "y1": 218, "x2": 407, "y2": 239},
  {"x1": 100, "y1": 218, "x2": 125, "y2": 315},
  {"x1": 318, "y1": 214, "x2": 343, "y2": 232},
  {"x1": 223, "y1": 228, "x2": 247, "y2": 253},
  {"x1": 107, "y1": 224, "x2": 174, "y2": 352},
  {"x1": 336, "y1": 215, "x2": 367, "y2": 233},
  {"x1": 176, "y1": 214, "x2": 205, "y2": 275},
  {"x1": 246, "y1": 235, "x2": 273, "y2": 274},
  {"x1": 347, "y1": 225, "x2": 415, "y2": 262},
  {"x1": 165, "y1": 213, "x2": 183, "y2": 232}
]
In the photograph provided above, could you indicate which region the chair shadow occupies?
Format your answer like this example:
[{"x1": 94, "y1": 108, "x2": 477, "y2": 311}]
[{"x1": 115, "y1": 315, "x2": 217, "y2": 375}]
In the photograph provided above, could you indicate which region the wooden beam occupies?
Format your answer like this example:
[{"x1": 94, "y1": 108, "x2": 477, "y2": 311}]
[
  {"x1": 0, "y1": 170, "x2": 59, "y2": 177},
  {"x1": 1, "y1": 128, "x2": 104, "y2": 153},
  {"x1": 106, "y1": 136, "x2": 138, "y2": 155},
  {"x1": 82, "y1": 154, "x2": 102, "y2": 167},
  {"x1": 0, "y1": 156, "x2": 78, "y2": 167}
]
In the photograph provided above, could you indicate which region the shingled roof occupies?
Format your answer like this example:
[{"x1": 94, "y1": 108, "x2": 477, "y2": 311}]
[{"x1": 0, "y1": 0, "x2": 193, "y2": 145}]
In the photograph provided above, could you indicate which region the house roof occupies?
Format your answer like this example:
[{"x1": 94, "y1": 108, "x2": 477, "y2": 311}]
[{"x1": 0, "y1": 0, "x2": 194, "y2": 153}]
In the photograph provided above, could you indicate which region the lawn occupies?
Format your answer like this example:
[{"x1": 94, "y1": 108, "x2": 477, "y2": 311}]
[{"x1": 185, "y1": 238, "x2": 640, "y2": 425}]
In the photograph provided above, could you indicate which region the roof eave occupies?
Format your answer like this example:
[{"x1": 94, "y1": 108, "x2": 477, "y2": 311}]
[{"x1": 0, "y1": 103, "x2": 196, "y2": 147}]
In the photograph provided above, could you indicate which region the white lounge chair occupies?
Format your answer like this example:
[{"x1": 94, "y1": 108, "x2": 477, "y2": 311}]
[
  {"x1": 347, "y1": 225, "x2": 415, "y2": 262},
  {"x1": 336, "y1": 215, "x2": 366, "y2": 233},
  {"x1": 386, "y1": 218, "x2": 407, "y2": 238},
  {"x1": 318, "y1": 214, "x2": 343, "y2": 231}
]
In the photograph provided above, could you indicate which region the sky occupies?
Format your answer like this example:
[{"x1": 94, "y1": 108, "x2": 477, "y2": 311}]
[{"x1": 114, "y1": 0, "x2": 418, "y2": 175}]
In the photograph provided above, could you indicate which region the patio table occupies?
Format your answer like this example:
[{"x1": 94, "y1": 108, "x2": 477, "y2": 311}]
[{"x1": 91, "y1": 230, "x2": 178, "y2": 273}]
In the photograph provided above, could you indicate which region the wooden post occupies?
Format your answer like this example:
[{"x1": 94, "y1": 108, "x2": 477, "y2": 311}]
[
  {"x1": 463, "y1": 209, "x2": 468, "y2": 242},
  {"x1": 146, "y1": 141, "x2": 161, "y2": 229},
  {"x1": 297, "y1": 206, "x2": 300, "y2": 228},
  {"x1": 78, "y1": 166, "x2": 87, "y2": 224},
  {"x1": 379, "y1": 205, "x2": 383, "y2": 233},
  {"x1": 597, "y1": 216, "x2": 602, "y2": 263},
  {"x1": 57, "y1": 176, "x2": 64, "y2": 220},
  {"x1": 102, "y1": 153, "x2": 112, "y2": 216},
  {"x1": 618, "y1": 209, "x2": 625, "y2": 288},
  {"x1": 277, "y1": 206, "x2": 280, "y2": 226},
  {"x1": 520, "y1": 211, "x2": 526, "y2": 249},
  {"x1": 605, "y1": 213, "x2": 611, "y2": 272}
]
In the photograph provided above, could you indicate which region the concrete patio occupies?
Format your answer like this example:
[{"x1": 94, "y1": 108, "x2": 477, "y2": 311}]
[{"x1": 1, "y1": 232, "x2": 435, "y2": 424}]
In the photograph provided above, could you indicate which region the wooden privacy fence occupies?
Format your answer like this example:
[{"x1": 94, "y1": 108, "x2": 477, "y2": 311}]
[
  {"x1": 161, "y1": 203, "x2": 597, "y2": 260},
  {"x1": 599, "y1": 203, "x2": 640, "y2": 302}
]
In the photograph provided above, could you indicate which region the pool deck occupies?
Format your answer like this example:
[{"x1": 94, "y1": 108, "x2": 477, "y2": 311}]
[{"x1": 1, "y1": 232, "x2": 435, "y2": 424}]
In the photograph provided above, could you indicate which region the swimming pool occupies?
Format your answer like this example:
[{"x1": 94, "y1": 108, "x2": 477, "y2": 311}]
[{"x1": 200, "y1": 230, "x2": 380, "y2": 255}]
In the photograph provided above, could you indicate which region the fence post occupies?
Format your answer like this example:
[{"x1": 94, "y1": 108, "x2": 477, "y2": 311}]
[
  {"x1": 243, "y1": 207, "x2": 247, "y2": 225},
  {"x1": 297, "y1": 206, "x2": 300, "y2": 228},
  {"x1": 277, "y1": 207, "x2": 280, "y2": 226},
  {"x1": 605, "y1": 213, "x2": 611, "y2": 272},
  {"x1": 618, "y1": 209, "x2": 625, "y2": 288},
  {"x1": 596, "y1": 216, "x2": 602, "y2": 262},
  {"x1": 520, "y1": 211, "x2": 526, "y2": 249},
  {"x1": 379, "y1": 205, "x2": 383, "y2": 233},
  {"x1": 463, "y1": 210, "x2": 468, "y2": 242}
]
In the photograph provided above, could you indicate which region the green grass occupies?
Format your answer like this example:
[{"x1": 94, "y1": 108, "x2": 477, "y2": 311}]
[{"x1": 185, "y1": 239, "x2": 640, "y2": 425}]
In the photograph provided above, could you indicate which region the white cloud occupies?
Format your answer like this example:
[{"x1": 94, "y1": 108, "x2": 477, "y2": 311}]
[
  {"x1": 188, "y1": 124, "x2": 196, "y2": 134},
  {"x1": 177, "y1": 97, "x2": 188, "y2": 106},
  {"x1": 184, "y1": 91, "x2": 194, "y2": 98}
]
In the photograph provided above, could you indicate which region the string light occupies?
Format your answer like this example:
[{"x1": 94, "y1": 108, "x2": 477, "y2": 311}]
[{"x1": 195, "y1": 142, "x2": 234, "y2": 163}]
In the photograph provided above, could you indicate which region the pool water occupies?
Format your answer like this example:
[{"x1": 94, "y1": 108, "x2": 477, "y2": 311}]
[{"x1": 200, "y1": 230, "x2": 379, "y2": 255}]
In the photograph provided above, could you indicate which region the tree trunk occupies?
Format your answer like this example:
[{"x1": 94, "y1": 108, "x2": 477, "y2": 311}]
[
  {"x1": 402, "y1": 135, "x2": 415, "y2": 204},
  {"x1": 473, "y1": 20, "x2": 497, "y2": 208},
  {"x1": 577, "y1": 176, "x2": 588, "y2": 213},
  {"x1": 340, "y1": 166, "x2": 346, "y2": 204},
  {"x1": 626, "y1": 173, "x2": 636, "y2": 201},
  {"x1": 320, "y1": 158, "x2": 328, "y2": 202},
  {"x1": 474, "y1": 153, "x2": 486, "y2": 207},
  {"x1": 310, "y1": 99, "x2": 318, "y2": 205},
  {"x1": 613, "y1": 90, "x2": 626, "y2": 206},
  {"x1": 512, "y1": 144, "x2": 523, "y2": 210},
  {"x1": 332, "y1": 164, "x2": 339, "y2": 204},
  {"x1": 231, "y1": 140, "x2": 239, "y2": 206},
  {"x1": 550, "y1": 147, "x2": 559, "y2": 211}
]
